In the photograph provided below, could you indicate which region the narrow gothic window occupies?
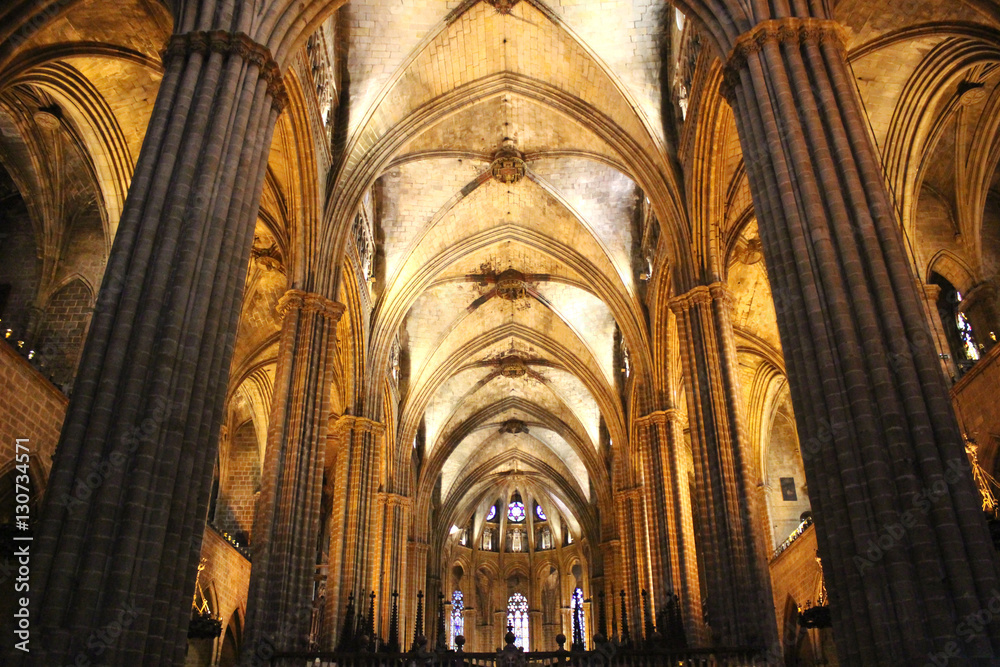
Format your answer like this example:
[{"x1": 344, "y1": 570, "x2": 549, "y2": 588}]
[
  {"x1": 511, "y1": 528, "x2": 523, "y2": 552},
  {"x1": 483, "y1": 527, "x2": 493, "y2": 551},
  {"x1": 571, "y1": 587, "x2": 586, "y2": 646},
  {"x1": 535, "y1": 503, "x2": 546, "y2": 521},
  {"x1": 450, "y1": 591, "x2": 464, "y2": 648},
  {"x1": 507, "y1": 592, "x2": 529, "y2": 650},
  {"x1": 955, "y1": 292, "x2": 981, "y2": 361}
]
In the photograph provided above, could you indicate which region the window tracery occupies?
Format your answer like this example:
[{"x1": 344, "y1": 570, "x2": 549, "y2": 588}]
[{"x1": 507, "y1": 593, "x2": 529, "y2": 650}]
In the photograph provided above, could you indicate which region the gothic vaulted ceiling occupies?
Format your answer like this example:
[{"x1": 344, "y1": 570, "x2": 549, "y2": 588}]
[{"x1": 327, "y1": 0, "x2": 679, "y2": 543}]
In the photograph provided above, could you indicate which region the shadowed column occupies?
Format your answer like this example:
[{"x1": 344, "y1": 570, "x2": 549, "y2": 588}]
[
  {"x1": 25, "y1": 29, "x2": 286, "y2": 667},
  {"x1": 670, "y1": 283, "x2": 778, "y2": 653},
  {"x1": 672, "y1": 7, "x2": 1000, "y2": 661},
  {"x1": 241, "y1": 290, "x2": 344, "y2": 665}
]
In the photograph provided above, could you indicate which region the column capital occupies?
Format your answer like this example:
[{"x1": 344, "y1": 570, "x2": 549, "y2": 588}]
[
  {"x1": 667, "y1": 282, "x2": 732, "y2": 314},
  {"x1": 634, "y1": 408, "x2": 684, "y2": 428},
  {"x1": 918, "y1": 282, "x2": 942, "y2": 301},
  {"x1": 162, "y1": 30, "x2": 289, "y2": 111},
  {"x1": 329, "y1": 415, "x2": 386, "y2": 439},
  {"x1": 615, "y1": 485, "x2": 644, "y2": 501},
  {"x1": 278, "y1": 289, "x2": 346, "y2": 321},
  {"x1": 721, "y1": 18, "x2": 847, "y2": 101},
  {"x1": 378, "y1": 492, "x2": 413, "y2": 510}
]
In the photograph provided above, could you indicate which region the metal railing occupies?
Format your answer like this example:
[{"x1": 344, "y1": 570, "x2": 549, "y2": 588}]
[
  {"x1": 271, "y1": 640, "x2": 766, "y2": 667},
  {"x1": 770, "y1": 516, "x2": 813, "y2": 561}
]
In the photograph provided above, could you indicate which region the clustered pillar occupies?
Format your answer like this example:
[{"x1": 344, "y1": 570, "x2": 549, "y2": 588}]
[
  {"x1": 669, "y1": 283, "x2": 777, "y2": 652},
  {"x1": 373, "y1": 491, "x2": 412, "y2": 647},
  {"x1": 636, "y1": 409, "x2": 705, "y2": 646},
  {"x1": 241, "y1": 290, "x2": 345, "y2": 664},
  {"x1": 24, "y1": 29, "x2": 286, "y2": 667},
  {"x1": 716, "y1": 14, "x2": 1000, "y2": 663},
  {"x1": 613, "y1": 485, "x2": 650, "y2": 641},
  {"x1": 324, "y1": 416, "x2": 384, "y2": 644}
]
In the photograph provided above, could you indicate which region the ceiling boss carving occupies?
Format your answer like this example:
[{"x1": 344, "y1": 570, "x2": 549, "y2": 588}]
[
  {"x1": 499, "y1": 355, "x2": 528, "y2": 379},
  {"x1": 483, "y1": 0, "x2": 521, "y2": 15},
  {"x1": 495, "y1": 268, "x2": 529, "y2": 301},
  {"x1": 499, "y1": 419, "x2": 528, "y2": 434},
  {"x1": 490, "y1": 139, "x2": 526, "y2": 184}
]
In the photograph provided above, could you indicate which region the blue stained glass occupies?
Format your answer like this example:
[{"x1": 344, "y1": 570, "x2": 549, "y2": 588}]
[
  {"x1": 535, "y1": 504, "x2": 546, "y2": 521},
  {"x1": 486, "y1": 505, "x2": 497, "y2": 521},
  {"x1": 450, "y1": 591, "x2": 464, "y2": 649},
  {"x1": 507, "y1": 501, "x2": 525, "y2": 523}
]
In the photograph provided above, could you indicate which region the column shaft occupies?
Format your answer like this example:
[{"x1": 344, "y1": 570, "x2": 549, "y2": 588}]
[
  {"x1": 27, "y1": 29, "x2": 285, "y2": 666},
  {"x1": 241, "y1": 291, "x2": 344, "y2": 663},
  {"x1": 324, "y1": 416, "x2": 384, "y2": 640},
  {"x1": 614, "y1": 487, "x2": 649, "y2": 639},
  {"x1": 638, "y1": 409, "x2": 705, "y2": 645},
  {"x1": 670, "y1": 283, "x2": 777, "y2": 651},
  {"x1": 722, "y1": 16, "x2": 1000, "y2": 662},
  {"x1": 374, "y1": 492, "x2": 412, "y2": 645}
]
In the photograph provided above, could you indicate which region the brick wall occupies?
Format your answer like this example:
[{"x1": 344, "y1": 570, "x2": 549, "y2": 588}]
[
  {"x1": 0, "y1": 340, "x2": 67, "y2": 482},
  {"x1": 37, "y1": 279, "x2": 94, "y2": 391},
  {"x1": 769, "y1": 525, "x2": 819, "y2": 661},
  {"x1": 215, "y1": 421, "x2": 261, "y2": 543},
  {"x1": 952, "y1": 344, "x2": 1000, "y2": 475},
  {"x1": 186, "y1": 526, "x2": 253, "y2": 665}
]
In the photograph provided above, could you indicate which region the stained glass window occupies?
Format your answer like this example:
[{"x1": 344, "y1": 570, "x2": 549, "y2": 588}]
[
  {"x1": 535, "y1": 504, "x2": 546, "y2": 521},
  {"x1": 486, "y1": 505, "x2": 497, "y2": 522},
  {"x1": 571, "y1": 588, "x2": 586, "y2": 647},
  {"x1": 507, "y1": 593, "x2": 529, "y2": 650},
  {"x1": 956, "y1": 293, "x2": 981, "y2": 361},
  {"x1": 450, "y1": 591, "x2": 464, "y2": 649},
  {"x1": 507, "y1": 500, "x2": 525, "y2": 523}
]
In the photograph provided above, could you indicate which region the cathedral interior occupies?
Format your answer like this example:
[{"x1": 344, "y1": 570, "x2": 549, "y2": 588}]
[{"x1": 2, "y1": 0, "x2": 1000, "y2": 665}]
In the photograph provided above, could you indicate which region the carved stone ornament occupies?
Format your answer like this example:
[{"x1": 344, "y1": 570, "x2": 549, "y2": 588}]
[
  {"x1": 499, "y1": 355, "x2": 527, "y2": 379},
  {"x1": 484, "y1": 0, "x2": 521, "y2": 15},
  {"x1": 499, "y1": 419, "x2": 528, "y2": 434},
  {"x1": 162, "y1": 30, "x2": 288, "y2": 112},
  {"x1": 720, "y1": 18, "x2": 847, "y2": 102},
  {"x1": 490, "y1": 140, "x2": 526, "y2": 184},
  {"x1": 496, "y1": 268, "x2": 528, "y2": 301}
]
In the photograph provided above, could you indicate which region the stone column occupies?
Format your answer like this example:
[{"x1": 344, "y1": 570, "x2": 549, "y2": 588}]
[
  {"x1": 528, "y1": 609, "x2": 542, "y2": 651},
  {"x1": 26, "y1": 29, "x2": 286, "y2": 666},
  {"x1": 241, "y1": 290, "x2": 344, "y2": 663},
  {"x1": 708, "y1": 13, "x2": 1000, "y2": 662},
  {"x1": 462, "y1": 607, "x2": 476, "y2": 649},
  {"x1": 916, "y1": 282, "x2": 957, "y2": 382},
  {"x1": 669, "y1": 283, "x2": 777, "y2": 652},
  {"x1": 613, "y1": 487, "x2": 649, "y2": 641},
  {"x1": 636, "y1": 409, "x2": 705, "y2": 646},
  {"x1": 374, "y1": 492, "x2": 412, "y2": 641},
  {"x1": 404, "y1": 540, "x2": 429, "y2": 648},
  {"x1": 324, "y1": 416, "x2": 384, "y2": 641}
]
